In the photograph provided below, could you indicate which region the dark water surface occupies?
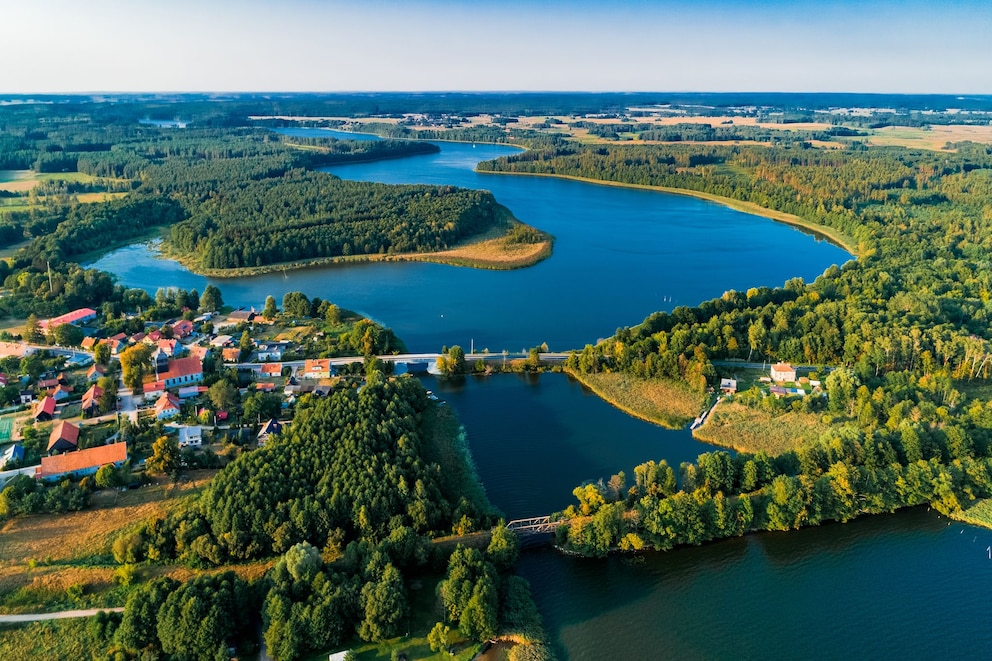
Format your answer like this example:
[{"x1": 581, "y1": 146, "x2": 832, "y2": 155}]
[
  {"x1": 438, "y1": 373, "x2": 992, "y2": 660},
  {"x1": 91, "y1": 130, "x2": 850, "y2": 352},
  {"x1": 90, "y1": 131, "x2": 981, "y2": 660}
]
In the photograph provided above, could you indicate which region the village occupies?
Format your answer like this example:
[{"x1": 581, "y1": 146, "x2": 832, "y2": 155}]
[{"x1": 0, "y1": 295, "x2": 415, "y2": 496}]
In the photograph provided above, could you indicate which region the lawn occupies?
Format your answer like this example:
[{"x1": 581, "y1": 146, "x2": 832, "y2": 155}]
[
  {"x1": 950, "y1": 498, "x2": 992, "y2": 530},
  {"x1": 693, "y1": 400, "x2": 835, "y2": 455}
]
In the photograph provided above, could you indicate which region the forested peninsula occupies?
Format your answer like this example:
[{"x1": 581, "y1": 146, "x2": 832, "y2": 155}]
[{"x1": 474, "y1": 136, "x2": 992, "y2": 553}]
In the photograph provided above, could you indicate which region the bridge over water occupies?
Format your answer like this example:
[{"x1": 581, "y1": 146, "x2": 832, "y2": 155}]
[{"x1": 506, "y1": 516, "x2": 564, "y2": 535}]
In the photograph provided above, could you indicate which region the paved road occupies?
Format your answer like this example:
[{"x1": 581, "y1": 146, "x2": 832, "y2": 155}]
[{"x1": 0, "y1": 607, "x2": 123, "y2": 623}]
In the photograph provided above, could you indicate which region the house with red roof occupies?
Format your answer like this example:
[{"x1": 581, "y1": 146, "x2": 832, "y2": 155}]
[
  {"x1": 302, "y1": 359, "x2": 333, "y2": 380},
  {"x1": 87, "y1": 364, "x2": 106, "y2": 383},
  {"x1": 33, "y1": 396, "x2": 56, "y2": 422},
  {"x1": 37, "y1": 442, "x2": 127, "y2": 481},
  {"x1": 81, "y1": 336, "x2": 98, "y2": 350},
  {"x1": 187, "y1": 345, "x2": 212, "y2": 361},
  {"x1": 222, "y1": 347, "x2": 241, "y2": 363},
  {"x1": 51, "y1": 385, "x2": 72, "y2": 402},
  {"x1": 155, "y1": 392, "x2": 182, "y2": 420},
  {"x1": 39, "y1": 308, "x2": 97, "y2": 332},
  {"x1": 143, "y1": 380, "x2": 166, "y2": 401},
  {"x1": 260, "y1": 363, "x2": 282, "y2": 377},
  {"x1": 48, "y1": 420, "x2": 80, "y2": 453},
  {"x1": 81, "y1": 384, "x2": 103, "y2": 417},
  {"x1": 156, "y1": 357, "x2": 203, "y2": 389},
  {"x1": 172, "y1": 320, "x2": 194, "y2": 338}
]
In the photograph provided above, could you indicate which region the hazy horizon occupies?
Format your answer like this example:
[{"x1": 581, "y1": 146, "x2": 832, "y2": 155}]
[{"x1": 2, "y1": 0, "x2": 990, "y2": 95}]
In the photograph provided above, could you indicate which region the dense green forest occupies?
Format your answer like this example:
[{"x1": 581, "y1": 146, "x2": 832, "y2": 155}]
[
  {"x1": 0, "y1": 110, "x2": 504, "y2": 317},
  {"x1": 475, "y1": 133, "x2": 992, "y2": 554},
  {"x1": 103, "y1": 370, "x2": 550, "y2": 660}
]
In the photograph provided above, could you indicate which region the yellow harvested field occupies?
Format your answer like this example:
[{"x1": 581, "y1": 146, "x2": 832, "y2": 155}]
[
  {"x1": 0, "y1": 171, "x2": 37, "y2": 192},
  {"x1": 867, "y1": 124, "x2": 992, "y2": 151},
  {"x1": 567, "y1": 370, "x2": 707, "y2": 429}
]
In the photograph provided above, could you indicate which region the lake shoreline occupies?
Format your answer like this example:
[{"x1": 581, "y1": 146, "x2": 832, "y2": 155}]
[{"x1": 477, "y1": 169, "x2": 859, "y2": 256}]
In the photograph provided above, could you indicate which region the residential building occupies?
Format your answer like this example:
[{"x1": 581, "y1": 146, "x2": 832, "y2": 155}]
[
  {"x1": 176, "y1": 425, "x2": 203, "y2": 448},
  {"x1": 155, "y1": 392, "x2": 182, "y2": 420},
  {"x1": 1, "y1": 443, "x2": 24, "y2": 469},
  {"x1": 86, "y1": 364, "x2": 106, "y2": 382},
  {"x1": 33, "y1": 396, "x2": 56, "y2": 422},
  {"x1": 39, "y1": 307, "x2": 97, "y2": 332},
  {"x1": 37, "y1": 442, "x2": 127, "y2": 481},
  {"x1": 48, "y1": 420, "x2": 80, "y2": 453},
  {"x1": 302, "y1": 359, "x2": 333, "y2": 380},
  {"x1": 257, "y1": 419, "x2": 282, "y2": 446},
  {"x1": 81, "y1": 384, "x2": 103, "y2": 417},
  {"x1": 770, "y1": 362, "x2": 797, "y2": 383},
  {"x1": 156, "y1": 357, "x2": 203, "y2": 389}
]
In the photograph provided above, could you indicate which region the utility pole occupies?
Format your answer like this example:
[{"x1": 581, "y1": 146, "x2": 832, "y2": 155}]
[{"x1": 47, "y1": 261, "x2": 53, "y2": 293}]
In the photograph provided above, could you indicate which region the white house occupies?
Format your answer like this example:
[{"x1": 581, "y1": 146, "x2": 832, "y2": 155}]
[
  {"x1": 177, "y1": 425, "x2": 203, "y2": 448},
  {"x1": 770, "y1": 362, "x2": 797, "y2": 383}
]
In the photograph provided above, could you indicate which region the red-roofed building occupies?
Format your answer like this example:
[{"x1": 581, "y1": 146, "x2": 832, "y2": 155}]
[
  {"x1": 255, "y1": 382, "x2": 276, "y2": 393},
  {"x1": 172, "y1": 320, "x2": 194, "y2": 338},
  {"x1": 155, "y1": 392, "x2": 182, "y2": 420},
  {"x1": 39, "y1": 308, "x2": 97, "y2": 332},
  {"x1": 51, "y1": 385, "x2": 72, "y2": 402},
  {"x1": 38, "y1": 442, "x2": 127, "y2": 481},
  {"x1": 260, "y1": 363, "x2": 282, "y2": 377},
  {"x1": 81, "y1": 384, "x2": 104, "y2": 417},
  {"x1": 188, "y1": 345, "x2": 212, "y2": 361},
  {"x1": 81, "y1": 336, "x2": 98, "y2": 350},
  {"x1": 87, "y1": 364, "x2": 106, "y2": 383},
  {"x1": 222, "y1": 347, "x2": 241, "y2": 363},
  {"x1": 302, "y1": 359, "x2": 332, "y2": 379},
  {"x1": 143, "y1": 381, "x2": 166, "y2": 401},
  {"x1": 770, "y1": 363, "x2": 797, "y2": 383},
  {"x1": 156, "y1": 357, "x2": 203, "y2": 389},
  {"x1": 33, "y1": 396, "x2": 56, "y2": 422},
  {"x1": 48, "y1": 420, "x2": 80, "y2": 453}
]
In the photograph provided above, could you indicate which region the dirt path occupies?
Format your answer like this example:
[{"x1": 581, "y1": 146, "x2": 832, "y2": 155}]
[{"x1": 0, "y1": 607, "x2": 123, "y2": 623}]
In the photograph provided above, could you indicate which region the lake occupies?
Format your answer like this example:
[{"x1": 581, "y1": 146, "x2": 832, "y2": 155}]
[
  {"x1": 439, "y1": 372, "x2": 992, "y2": 660},
  {"x1": 91, "y1": 130, "x2": 850, "y2": 353},
  {"x1": 91, "y1": 130, "x2": 977, "y2": 660}
]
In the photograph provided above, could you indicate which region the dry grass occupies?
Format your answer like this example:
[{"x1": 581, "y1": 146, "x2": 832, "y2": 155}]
[
  {"x1": 567, "y1": 370, "x2": 707, "y2": 429},
  {"x1": 0, "y1": 171, "x2": 37, "y2": 192},
  {"x1": 0, "y1": 619, "x2": 104, "y2": 660},
  {"x1": 867, "y1": 124, "x2": 992, "y2": 151},
  {"x1": 692, "y1": 400, "x2": 832, "y2": 455},
  {"x1": 950, "y1": 498, "x2": 992, "y2": 530}
]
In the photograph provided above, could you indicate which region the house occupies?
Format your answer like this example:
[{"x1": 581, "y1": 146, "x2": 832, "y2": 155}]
[
  {"x1": 188, "y1": 345, "x2": 212, "y2": 361},
  {"x1": 255, "y1": 382, "x2": 276, "y2": 393},
  {"x1": 130, "y1": 332, "x2": 146, "y2": 344},
  {"x1": 50, "y1": 385, "x2": 72, "y2": 402},
  {"x1": 81, "y1": 384, "x2": 104, "y2": 417},
  {"x1": 86, "y1": 364, "x2": 106, "y2": 382},
  {"x1": 48, "y1": 420, "x2": 80, "y2": 453},
  {"x1": 210, "y1": 335, "x2": 233, "y2": 348},
  {"x1": 769, "y1": 385, "x2": 789, "y2": 398},
  {"x1": 39, "y1": 307, "x2": 97, "y2": 332},
  {"x1": 37, "y1": 377, "x2": 59, "y2": 390},
  {"x1": 228, "y1": 310, "x2": 256, "y2": 322},
  {"x1": 222, "y1": 347, "x2": 241, "y2": 363},
  {"x1": 19, "y1": 390, "x2": 34, "y2": 405},
  {"x1": 260, "y1": 363, "x2": 282, "y2": 377},
  {"x1": 157, "y1": 357, "x2": 203, "y2": 389},
  {"x1": 720, "y1": 378, "x2": 738, "y2": 394},
  {"x1": 154, "y1": 392, "x2": 182, "y2": 420},
  {"x1": 770, "y1": 362, "x2": 797, "y2": 383},
  {"x1": 302, "y1": 359, "x2": 333, "y2": 380},
  {"x1": 257, "y1": 419, "x2": 282, "y2": 446},
  {"x1": 33, "y1": 396, "x2": 56, "y2": 422},
  {"x1": 172, "y1": 320, "x2": 194, "y2": 338},
  {"x1": 145, "y1": 330, "x2": 163, "y2": 343},
  {"x1": 256, "y1": 342, "x2": 287, "y2": 362},
  {"x1": 143, "y1": 380, "x2": 166, "y2": 401},
  {"x1": 177, "y1": 385, "x2": 206, "y2": 399},
  {"x1": 1, "y1": 443, "x2": 24, "y2": 469},
  {"x1": 0, "y1": 342, "x2": 34, "y2": 359},
  {"x1": 107, "y1": 338, "x2": 126, "y2": 355},
  {"x1": 81, "y1": 336, "x2": 98, "y2": 350},
  {"x1": 176, "y1": 425, "x2": 202, "y2": 448},
  {"x1": 37, "y1": 442, "x2": 127, "y2": 481},
  {"x1": 157, "y1": 338, "x2": 182, "y2": 357}
]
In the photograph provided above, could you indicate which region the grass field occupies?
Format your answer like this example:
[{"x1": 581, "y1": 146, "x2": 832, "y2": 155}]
[
  {"x1": 566, "y1": 370, "x2": 708, "y2": 429},
  {"x1": 692, "y1": 400, "x2": 834, "y2": 455},
  {"x1": 0, "y1": 618, "x2": 104, "y2": 660},
  {"x1": 950, "y1": 498, "x2": 992, "y2": 530},
  {"x1": 0, "y1": 418, "x2": 12, "y2": 443}
]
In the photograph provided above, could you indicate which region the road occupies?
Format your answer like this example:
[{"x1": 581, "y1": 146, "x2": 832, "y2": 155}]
[{"x1": 0, "y1": 607, "x2": 123, "y2": 623}]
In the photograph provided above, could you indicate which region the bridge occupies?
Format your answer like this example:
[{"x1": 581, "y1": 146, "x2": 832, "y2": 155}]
[{"x1": 506, "y1": 516, "x2": 563, "y2": 535}]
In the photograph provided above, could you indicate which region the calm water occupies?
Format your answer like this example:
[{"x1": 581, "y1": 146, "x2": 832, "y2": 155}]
[
  {"x1": 91, "y1": 133, "x2": 979, "y2": 659},
  {"x1": 441, "y1": 373, "x2": 992, "y2": 660},
  {"x1": 91, "y1": 130, "x2": 850, "y2": 352}
]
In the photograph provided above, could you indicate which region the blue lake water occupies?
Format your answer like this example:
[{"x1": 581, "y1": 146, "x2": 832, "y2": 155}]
[
  {"x1": 91, "y1": 130, "x2": 850, "y2": 353},
  {"x1": 88, "y1": 131, "x2": 982, "y2": 660}
]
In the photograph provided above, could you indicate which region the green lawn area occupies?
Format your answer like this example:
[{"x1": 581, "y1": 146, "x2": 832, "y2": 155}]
[
  {"x1": 0, "y1": 416, "x2": 13, "y2": 443},
  {"x1": 951, "y1": 498, "x2": 992, "y2": 530}
]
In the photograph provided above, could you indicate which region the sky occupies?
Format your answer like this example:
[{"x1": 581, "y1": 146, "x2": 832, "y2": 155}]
[{"x1": 1, "y1": 0, "x2": 990, "y2": 94}]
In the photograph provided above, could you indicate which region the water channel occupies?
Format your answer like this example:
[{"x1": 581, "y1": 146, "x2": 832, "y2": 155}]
[{"x1": 93, "y1": 130, "x2": 992, "y2": 659}]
